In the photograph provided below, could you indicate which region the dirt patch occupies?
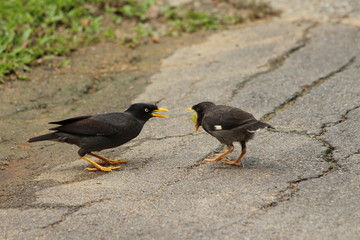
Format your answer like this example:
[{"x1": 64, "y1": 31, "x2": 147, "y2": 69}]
[{"x1": 0, "y1": 32, "x2": 211, "y2": 208}]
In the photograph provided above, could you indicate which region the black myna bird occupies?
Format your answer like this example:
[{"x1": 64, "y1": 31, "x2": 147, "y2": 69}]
[
  {"x1": 188, "y1": 101, "x2": 273, "y2": 167},
  {"x1": 28, "y1": 103, "x2": 168, "y2": 172}
]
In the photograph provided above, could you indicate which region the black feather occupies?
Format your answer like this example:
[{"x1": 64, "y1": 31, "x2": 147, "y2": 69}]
[
  {"x1": 28, "y1": 133, "x2": 58, "y2": 142},
  {"x1": 49, "y1": 116, "x2": 91, "y2": 125}
]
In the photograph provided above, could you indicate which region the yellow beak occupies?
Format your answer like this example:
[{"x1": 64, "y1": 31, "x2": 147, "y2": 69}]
[
  {"x1": 186, "y1": 108, "x2": 193, "y2": 111},
  {"x1": 152, "y1": 108, "x2": 169, "y2": 118}
]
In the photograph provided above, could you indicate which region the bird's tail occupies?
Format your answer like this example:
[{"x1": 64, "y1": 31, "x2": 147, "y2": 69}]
[
  {"x1": 244, "y1": 121, "x2": 274, "y2": 132},
  {"x1": 28, "y1": 133, "x2": 58, "y2": 143}
]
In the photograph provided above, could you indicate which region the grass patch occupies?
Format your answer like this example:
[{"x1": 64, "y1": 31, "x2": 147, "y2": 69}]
[{"x1": 0, "y1": 0, "x2": 279, "y2": 82}]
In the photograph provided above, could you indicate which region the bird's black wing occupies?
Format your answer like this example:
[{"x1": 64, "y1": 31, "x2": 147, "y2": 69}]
[
  {"x1": 49, "y1": 113, "x2": 136, "y2": 136},
  {"x1": 203, "y1": 105, "x2": 256, "y2": 131},
  {"x1": 49, "y1": 115, "x2": 91, "y2": 125}
]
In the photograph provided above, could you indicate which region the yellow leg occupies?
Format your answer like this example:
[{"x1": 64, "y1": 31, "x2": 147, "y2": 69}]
[
  {"x1": 226, "y1": 148, "x2": 246, "y2": 167},
  {"x1": 204, "y1": 146, "x2": 234, "y2": 162},
  {"x1": 88, "y1": 153, "x2": 127, "y2": 165},
  {"x1": 81, "y1": 156, "x2": 121, "y2": 172}
]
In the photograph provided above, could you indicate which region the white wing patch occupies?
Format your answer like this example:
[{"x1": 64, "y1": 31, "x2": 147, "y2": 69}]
[
  {"x1": 247, "y1": 129, "x2": 262, "y2": 133},
  {"x1": 214, "y1": 125, "x2": 222, "y2": 130},
  {"x1": 247, "y1": 130, "x2": 257, "y2": 133}
]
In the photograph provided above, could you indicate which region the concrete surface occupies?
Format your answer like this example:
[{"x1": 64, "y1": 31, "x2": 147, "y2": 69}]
[{"x1": 1, "y1": 0, "x2": 360, "y2": 239}]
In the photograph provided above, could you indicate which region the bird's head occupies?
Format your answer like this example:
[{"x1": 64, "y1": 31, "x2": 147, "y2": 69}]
[
  {"x1": 126, "y1": 103, "x2": 169, "y2": 121},
  {"x1": 187, "y1": 101, "x2": 215, "y2": 132}
]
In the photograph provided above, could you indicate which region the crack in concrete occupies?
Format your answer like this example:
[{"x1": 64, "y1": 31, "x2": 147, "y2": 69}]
[
  {"x1": 319, "y1": 105, "x2": 360, "y2": 135},
  {"x1": 258, "y1": 127, "x2": 339, "y2": 210},
  {"x1": 344, "y1": 150, "x2": 360, "y2": 161},
  {"x1": 119, "y1": 147, "x2": 224, "y2": 221},
  {"x1": 261, "y1": 56, "x2": 356, "y2": 122},
  {"x1": 258, "y1": 104, "x2": 360, "y2": 210},
  {"x1": 9, "y1": 199, "x2": 111, "y2": 235},
  {"x1": 39, "y1": 198, "x2": 111, "y2": 229},
  {"x1": 131, "y1": 156, "x2": 154, "y2": 170},
  {"x1": 259, "y1": 132, "x2": 339, "y2": 211},
  {"x1": 107, "y1": 132, "x2": 201, "y2": 170},
  {"x1": 230, "y1": 46, "x2": 307, "y2": 102},
  {"x1": 249, "y1": 55, "x2": 358, "y2": 211},
  {"x1": 1, "y1": 103, "x2": 50, "y2": 119},
  {"x1": 181, "y1": 76, "x2": 207, "y2": 100},
  {"x1": 180, "y1": 145, "x2": 227, "y2": 170},
  {"x1": 261, "y1": 162, "x2": 338, "y2": 210},
  {"x1": 119, "y1": 173, "x2": 190, "y2": 222},
  {"x1": 115, "y1": 132, "x2": 198, "y2": 155},
  {"x1": 205, "y1": 23, "x2": 355, "y2": 212},
  {"x1": 230, "y1": 22, "x2": 318, "y2": 102},
  {"x1": 257, "y1": 122, "x2": 341, "y2": 210}
]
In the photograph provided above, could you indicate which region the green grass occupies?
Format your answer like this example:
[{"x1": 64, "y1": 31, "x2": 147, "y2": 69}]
[
  {"x1": 0, "y1": 0, "x2": 278, "y2": 82},
  {"x1": 0, "y1": 0, "x2": 104, "y2": 81}
]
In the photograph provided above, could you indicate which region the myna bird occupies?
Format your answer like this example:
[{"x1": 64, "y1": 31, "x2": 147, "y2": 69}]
[
  {"x1": 188, "y1": 101, "x2": 273, "y2": 167},
  {"x1": 28, "y1": 103, "x2": 168, "y2": 172}
]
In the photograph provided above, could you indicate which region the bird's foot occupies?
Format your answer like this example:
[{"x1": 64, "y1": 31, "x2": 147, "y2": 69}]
[
  {"x1": 204, "y1": 158, "x2": 227, "y2": 162},
  {"x1": 86, "y1": 166, "x2": 121, "y2": 172},
  {"x1": 225, "y1": 160, "x2": 244, "y2": 167},
  {"x1": 96, "y1": 159, "x2": 128, "y2": 165},
  {"x1": 88, "y1": 153, "x2": 127, "y2": 165}
]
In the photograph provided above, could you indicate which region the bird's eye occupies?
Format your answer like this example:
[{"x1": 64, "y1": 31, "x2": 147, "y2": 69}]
[{"x1": 144, "y1": 108, "x2": 149, "y2": 112}]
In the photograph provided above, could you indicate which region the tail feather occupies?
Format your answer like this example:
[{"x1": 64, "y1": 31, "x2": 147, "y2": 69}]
[
  {"x1": 28, "y1": 133, "x2": 58, "y2": 143},
  {"x1": 243, "y1": 121, "x2": 274, "y2": 132}
]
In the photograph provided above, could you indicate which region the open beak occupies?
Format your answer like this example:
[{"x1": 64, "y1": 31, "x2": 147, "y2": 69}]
[{"x1": 152, "y1": 108, "x2": 169, "y2": 118}]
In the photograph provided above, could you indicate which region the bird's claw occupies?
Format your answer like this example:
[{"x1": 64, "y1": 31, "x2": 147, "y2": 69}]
[
  {"x1": 225, "y1": 160, "x2": 244, "y2": 167},
  {"x1": 86, "y1": 166, "x2": 121, "y2": 172},
  {"x1": 112, "y1": 159, "x2": 128, "y2": 164}
]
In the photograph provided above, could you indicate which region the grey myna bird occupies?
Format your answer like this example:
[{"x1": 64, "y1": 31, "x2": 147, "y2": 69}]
[{"x1": 189, "y1": 101, "x2": 273, "y2": 167}]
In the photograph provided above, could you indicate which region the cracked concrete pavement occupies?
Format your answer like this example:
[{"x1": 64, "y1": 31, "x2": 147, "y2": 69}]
[{"x1": 1, "y1": 0, "x2": 360, "y2": 239}]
